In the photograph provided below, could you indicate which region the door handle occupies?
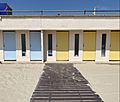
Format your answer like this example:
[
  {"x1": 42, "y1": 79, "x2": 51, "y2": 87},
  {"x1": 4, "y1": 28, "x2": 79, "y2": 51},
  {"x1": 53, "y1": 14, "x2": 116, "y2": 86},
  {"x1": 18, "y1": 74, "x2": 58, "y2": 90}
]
[{"x1": 56, "y1": 45, "x2": 58, "y2": 47}]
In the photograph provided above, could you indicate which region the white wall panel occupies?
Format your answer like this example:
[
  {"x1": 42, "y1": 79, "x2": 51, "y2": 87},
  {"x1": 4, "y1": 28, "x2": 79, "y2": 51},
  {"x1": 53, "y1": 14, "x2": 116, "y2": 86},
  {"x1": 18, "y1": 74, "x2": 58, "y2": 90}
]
[
  {"x1": 69, "y1": 31, "x2": 83, "y2": 62},
  {"x1": 96, "y1": 30, "x2": 110, "y2": 62},
  {"x1": 0, "y1": 16, "x2": 119, "y2": 30}
]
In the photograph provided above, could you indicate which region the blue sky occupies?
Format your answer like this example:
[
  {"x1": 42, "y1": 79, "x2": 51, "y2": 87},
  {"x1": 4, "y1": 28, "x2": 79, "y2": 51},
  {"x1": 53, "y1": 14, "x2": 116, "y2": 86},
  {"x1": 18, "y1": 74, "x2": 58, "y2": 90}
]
[{"x1": 0, "y1": 0, "x2": 119, "y2": 10}]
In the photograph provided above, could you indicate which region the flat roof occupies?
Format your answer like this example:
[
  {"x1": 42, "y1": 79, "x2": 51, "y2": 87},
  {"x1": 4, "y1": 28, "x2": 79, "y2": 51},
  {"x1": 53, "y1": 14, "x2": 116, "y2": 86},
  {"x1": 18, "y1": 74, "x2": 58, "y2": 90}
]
[
  {"x1": 0, "y1": 10, "x2": 120, "y2": 17},
  {"x1": 0, "y1": 15, "x2": 120, "y2": 18}
]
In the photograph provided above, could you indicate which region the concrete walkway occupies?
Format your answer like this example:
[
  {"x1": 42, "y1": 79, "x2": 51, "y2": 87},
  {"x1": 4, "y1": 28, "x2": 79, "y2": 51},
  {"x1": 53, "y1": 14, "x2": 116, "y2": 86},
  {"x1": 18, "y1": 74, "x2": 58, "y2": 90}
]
[
  {"x1": 74, "y1": 63, "x2": 120, "y2": 102},
  {"x1": 0, "y1": 64, "x2": 44, "y2": 102},
  {"x1": 0, "y1": 63, "x2": 119, "y2": 102},
  {"x1": 31, "y1": 63, "x2": 103, "y2": 102}
]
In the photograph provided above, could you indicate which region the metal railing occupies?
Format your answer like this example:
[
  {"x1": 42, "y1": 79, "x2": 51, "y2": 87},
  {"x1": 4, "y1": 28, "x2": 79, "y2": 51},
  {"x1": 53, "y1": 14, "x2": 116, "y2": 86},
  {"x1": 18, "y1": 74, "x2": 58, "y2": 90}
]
[{"x1": 0, "y1": 9, "x2": 120, "y2": 16}]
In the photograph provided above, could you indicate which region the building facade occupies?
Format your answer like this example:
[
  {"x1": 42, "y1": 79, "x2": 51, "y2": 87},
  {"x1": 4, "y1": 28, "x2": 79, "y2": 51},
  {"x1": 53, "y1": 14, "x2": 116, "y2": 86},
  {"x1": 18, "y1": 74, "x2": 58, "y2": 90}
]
[{"x1": 0, "y1": 15, "x2": 120, "y2": 63}]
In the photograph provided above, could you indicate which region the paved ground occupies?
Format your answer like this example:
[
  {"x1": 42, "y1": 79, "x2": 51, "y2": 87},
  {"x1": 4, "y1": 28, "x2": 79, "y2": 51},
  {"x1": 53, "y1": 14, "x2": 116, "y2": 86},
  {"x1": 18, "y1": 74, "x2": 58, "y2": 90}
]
[
  {"x1": 0, "y1": 64, "x2": 44, "y2": 102},
  {"x1": 74, "y1": 62, "x2": 120, "y2": 102},
  {"x1": 0, "y1": 63, "x2": 119, "y2": 102}
]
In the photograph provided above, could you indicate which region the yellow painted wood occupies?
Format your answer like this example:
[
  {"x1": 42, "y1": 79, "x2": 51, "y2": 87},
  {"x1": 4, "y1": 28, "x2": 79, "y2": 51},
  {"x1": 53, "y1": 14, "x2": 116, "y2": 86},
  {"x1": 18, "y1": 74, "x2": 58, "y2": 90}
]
[
  {"x1": 83, "y1": 32, "x2": 96, "y2": 60},
  {"x1": 110, "y1": 31, "x2": 120, "y2": 60},
  {"x1": 56, "y1": 32, "x2": 69, "y2": 61}
]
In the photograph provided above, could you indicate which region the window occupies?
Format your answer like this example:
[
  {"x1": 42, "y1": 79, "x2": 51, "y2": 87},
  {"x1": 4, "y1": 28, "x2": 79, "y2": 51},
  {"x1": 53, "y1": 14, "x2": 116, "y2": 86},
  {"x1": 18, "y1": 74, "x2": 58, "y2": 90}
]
[
  {"x1": 21, "y1": 34, "x2": 26, "y2": 56},
  {"x1": 74, "y1": 34, "x2": 79, "y2": 56},
  {"x1": 101, "y1": 34, "x2": 106, "y2": 57},
  {"x1": 48, "y1": 34, "x2": 52, "y2": 56}
]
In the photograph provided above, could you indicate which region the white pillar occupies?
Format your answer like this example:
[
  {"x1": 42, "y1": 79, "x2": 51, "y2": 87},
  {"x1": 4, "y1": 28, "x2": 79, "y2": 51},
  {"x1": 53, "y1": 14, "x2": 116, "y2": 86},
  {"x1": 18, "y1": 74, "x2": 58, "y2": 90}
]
[
  {"x1": 96, "y1": 30, "x2": 110, "y2": 62},
  {"x1": 44, "y1": 31, "x2": 56, "y2": 62},
  {"x1": 16, "y1": 31, "x2": 21, "y2": 62},
  {"x1": 41, "y1": 30, "x2": 44, "y2": 63},
  {"x1": 69, "y1": 30, "x2": 83, "y2": 62},
  {"x1": 16, "y1": 30, "x2": 30, "y2": 62},
  {"x1": 0, "y1": 31, "x2": 4, "y2": 62},
  {"x1": 26, "y1": 31, "x2": 30, "y2": 62}
]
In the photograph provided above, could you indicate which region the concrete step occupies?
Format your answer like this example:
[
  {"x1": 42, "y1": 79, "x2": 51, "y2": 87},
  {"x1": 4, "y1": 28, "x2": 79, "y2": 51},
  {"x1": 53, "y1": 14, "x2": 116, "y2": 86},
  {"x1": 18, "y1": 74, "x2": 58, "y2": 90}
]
[
  {"x1": 30, "y1": 96, "x2": 102, "y2": 101},
  {"x1": 30, "y1": 100, "x2": 102, "y2": 102},
  {"x1": 35, "y1": 89, "x2": 93, "y2": 91},
  {"x1": 32, "y1": 94, "x2": 99, "y2": 98},
  {"x1": 33, "y1": 90, "x2": 95, "y2": 94},
  {"x1": 37, "y1": 85, "x2": 91, "y2": 89},
  {"x1": 31, "y1": 100, "x2": 102, "y2": 102}
]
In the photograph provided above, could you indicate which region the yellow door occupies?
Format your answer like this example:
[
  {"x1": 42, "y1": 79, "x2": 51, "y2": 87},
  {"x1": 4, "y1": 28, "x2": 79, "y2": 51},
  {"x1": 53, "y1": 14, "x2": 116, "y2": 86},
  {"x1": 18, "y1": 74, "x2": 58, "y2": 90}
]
[
  {"x1": 110, "y1": 31, "x2": 120, "y2": 60},
  {"x1": 83, "y1": 31, "x2": 96, "y2": 60},
  {"x1": 56, "y1": 32, "x2": 69, "y2": 61}
]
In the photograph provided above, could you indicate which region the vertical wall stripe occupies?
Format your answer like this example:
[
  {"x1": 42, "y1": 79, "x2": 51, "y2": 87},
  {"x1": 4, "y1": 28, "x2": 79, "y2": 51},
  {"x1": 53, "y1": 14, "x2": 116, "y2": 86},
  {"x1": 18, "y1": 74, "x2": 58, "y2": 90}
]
[
  {"x1": 16, "y1": 31, "x2": 21, "y2": 62},
  {"x1": 41, "y1": 30, "x2": 44, "y2": 62},
  {"x1": 0, "y1": 31, "x2": 3, "y2": 62}
]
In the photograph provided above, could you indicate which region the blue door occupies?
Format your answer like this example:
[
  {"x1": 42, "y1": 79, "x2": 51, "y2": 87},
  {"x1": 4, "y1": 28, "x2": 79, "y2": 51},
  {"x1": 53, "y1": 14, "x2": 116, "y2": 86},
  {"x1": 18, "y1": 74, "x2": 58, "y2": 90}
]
[
  {"x1": 30, "y1": 32, "x2": 42, "y2": 60},
  {"x1": 3, "y1": 32, "x2": 16, "y2": 60}
]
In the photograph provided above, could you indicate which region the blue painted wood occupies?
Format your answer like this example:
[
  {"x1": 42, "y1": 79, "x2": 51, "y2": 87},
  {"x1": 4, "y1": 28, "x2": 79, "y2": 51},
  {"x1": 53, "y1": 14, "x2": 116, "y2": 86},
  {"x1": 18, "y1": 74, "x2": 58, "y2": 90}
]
[
  {"x1": 3, "y1": 32, "x2": 16, "y2": 60},
  {"x1": 30, "y1": 32, "x2": 42, "y2": 60}
]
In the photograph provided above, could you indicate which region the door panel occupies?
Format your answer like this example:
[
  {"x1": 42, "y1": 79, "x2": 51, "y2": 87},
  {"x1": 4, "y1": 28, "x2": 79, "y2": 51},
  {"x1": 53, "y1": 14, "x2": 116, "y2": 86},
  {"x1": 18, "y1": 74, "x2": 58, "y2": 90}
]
[
  {"x1": 83, "y1": 32, "x2": 96, "y2": 60},
  {"x1": 56, "y1": 32, "x2": 69, "y2": 61},
  {"x1": 30, "y1": 32, "x2": 42, "y2": 60},
  {"x1": 110, "y1": 31, "x2": 120, "y2": 60},
  {"x1": 3, "y1": 32, "x2": 16, "y2": 60}
]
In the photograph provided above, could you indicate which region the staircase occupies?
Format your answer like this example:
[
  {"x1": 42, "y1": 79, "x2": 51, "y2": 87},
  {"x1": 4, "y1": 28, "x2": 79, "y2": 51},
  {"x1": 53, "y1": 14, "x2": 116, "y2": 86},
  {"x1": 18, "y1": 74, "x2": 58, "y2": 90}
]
[{"x1": 30, "y1": 63, "x2": 103, "y2": 102}]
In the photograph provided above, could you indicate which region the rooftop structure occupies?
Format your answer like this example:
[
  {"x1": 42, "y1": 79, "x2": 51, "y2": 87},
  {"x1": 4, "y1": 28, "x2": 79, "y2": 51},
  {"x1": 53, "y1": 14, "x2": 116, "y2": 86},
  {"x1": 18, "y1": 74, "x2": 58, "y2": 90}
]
[{"x1": 0, "y1": 3, "x2": 12, "y2": 15}]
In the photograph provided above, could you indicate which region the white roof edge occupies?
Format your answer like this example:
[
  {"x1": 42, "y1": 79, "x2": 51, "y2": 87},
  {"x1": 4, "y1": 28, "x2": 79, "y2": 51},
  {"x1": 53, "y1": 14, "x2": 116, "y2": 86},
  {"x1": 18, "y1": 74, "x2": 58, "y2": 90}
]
[{"x1": 0, "y1": 15, "x2": 120, "y2": 18}]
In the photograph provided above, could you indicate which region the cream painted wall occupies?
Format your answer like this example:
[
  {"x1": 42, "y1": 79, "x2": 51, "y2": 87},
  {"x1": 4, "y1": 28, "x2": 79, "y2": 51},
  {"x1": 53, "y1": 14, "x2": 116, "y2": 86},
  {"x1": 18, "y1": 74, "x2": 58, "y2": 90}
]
[
  {"x1": 0, "y1": 16, "x2": 119, "y2": 30},
  {"x1": 0, "y1": 31, "x2": 3, "y2": 62},
  {"x1": 16, "y1": 30, "x2": 30, "y2": 62},
  {"x1": 44, "y1": 31, "x2": 56, "y2": 61},
  {"x1": 96, "y1": 31, "x2": 110, "y2": 62},
  {"x1": 69, "y1": 31, "x2": 83, "y2": 62}
]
